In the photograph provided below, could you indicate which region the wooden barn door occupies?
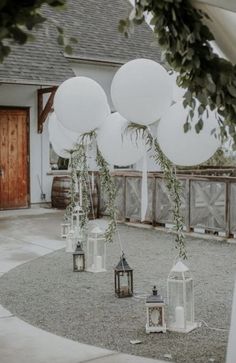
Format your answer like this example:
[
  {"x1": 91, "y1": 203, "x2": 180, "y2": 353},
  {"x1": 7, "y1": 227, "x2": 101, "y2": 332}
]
[{"x1": 0, "y1": 108, "x2": 29, "y2": 209}]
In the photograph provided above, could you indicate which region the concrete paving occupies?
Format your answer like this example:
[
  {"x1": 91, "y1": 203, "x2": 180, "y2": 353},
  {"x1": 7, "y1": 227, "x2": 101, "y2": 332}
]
[{"x1": 0, "y1": 207, "x2": 171, "y2": 363}]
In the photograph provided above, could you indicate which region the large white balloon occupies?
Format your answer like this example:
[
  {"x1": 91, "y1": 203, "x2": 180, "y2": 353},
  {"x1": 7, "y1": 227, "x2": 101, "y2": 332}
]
[
  {"x1": 48, "y1": 112, "x2": 80, "y2": 151},
  {"x1": 157, "y1": 101, "x2": 221, "y2": 166},
  {"x1": 111, "y1": 58, "x2": 173, "y2": 125},
  {"x1": 97, "y1": 112, "x2": 146, "y2": 166},
  {"x1": 54, "y1": 77, "x2": 110, "y2": 133},
  {"x1": 51, "y1": 139, "x2": 71, "y2": 159}
]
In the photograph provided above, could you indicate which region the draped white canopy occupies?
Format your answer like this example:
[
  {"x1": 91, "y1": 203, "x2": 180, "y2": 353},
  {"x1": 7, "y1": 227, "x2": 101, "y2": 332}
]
[
  {"x1": 194, "y1": 0, "x2": 236, "y2": 12},
  {"x1": 193, "y1": 2, "x2": 236, "y2": 63}
]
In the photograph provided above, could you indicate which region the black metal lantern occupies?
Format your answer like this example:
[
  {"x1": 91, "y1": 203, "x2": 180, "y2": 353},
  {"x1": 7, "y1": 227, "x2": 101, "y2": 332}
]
[
  {"x1": 73, "y1": 242, "x2": 85, "y2": 272},
  {"x1": 114, "y1": 253, "x2": 133, "y2": 298}
]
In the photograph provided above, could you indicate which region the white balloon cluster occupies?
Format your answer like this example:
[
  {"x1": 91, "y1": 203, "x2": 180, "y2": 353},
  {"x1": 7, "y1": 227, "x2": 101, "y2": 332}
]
[{"x1": 48, "y1": 58, "x2": 221, "y2": 168}]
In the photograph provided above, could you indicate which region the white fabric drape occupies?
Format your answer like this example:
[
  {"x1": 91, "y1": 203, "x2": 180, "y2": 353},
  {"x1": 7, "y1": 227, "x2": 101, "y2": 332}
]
[
  {"x1": 141, "y1": 153, "x2": 148, "y2": 222},
  {"x1": 192, "y1": 3, "x2": 236, "y2": 64}
]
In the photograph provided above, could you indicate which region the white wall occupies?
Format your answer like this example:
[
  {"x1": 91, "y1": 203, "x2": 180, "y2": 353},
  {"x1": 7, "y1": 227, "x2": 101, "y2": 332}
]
[
  {"x1": 70, "y1": 60, "x2": 118, "y2": 111},
  {"x1": 0, "y1": 84, "x2": 53, "y2": 204}
]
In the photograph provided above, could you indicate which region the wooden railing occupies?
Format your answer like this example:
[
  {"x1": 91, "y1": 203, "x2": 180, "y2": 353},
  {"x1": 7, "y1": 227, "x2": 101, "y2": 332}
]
[{"x1": 99, "y1": 171, "x2": 236, "y2": 238}]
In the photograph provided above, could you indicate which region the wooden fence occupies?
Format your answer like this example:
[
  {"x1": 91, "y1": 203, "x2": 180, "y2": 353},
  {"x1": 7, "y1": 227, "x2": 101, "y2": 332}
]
[{"x1": 99, "y1": 171, "x2": 236, "y2": 238}]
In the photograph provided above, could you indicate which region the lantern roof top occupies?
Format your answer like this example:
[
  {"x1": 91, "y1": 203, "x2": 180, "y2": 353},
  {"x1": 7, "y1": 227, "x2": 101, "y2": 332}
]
[
  {"x1": 115, "y1": 253, "x2": 132, "y2": 271},
  {"x1": 73, "y1": 205, "x2": 84, "y2": 213},
  {"x1": 73, "y1": 242, "x2": 84, "y2": 255},
  {"x1": 171, "y1": 261, "x2": 189, "y2": 273},
  {"x1": 90, "y1": 226, "x2": 104, "y2": 235},
  {"x1": 146, "y1": 286, "x2": 164, "y2": 304}
]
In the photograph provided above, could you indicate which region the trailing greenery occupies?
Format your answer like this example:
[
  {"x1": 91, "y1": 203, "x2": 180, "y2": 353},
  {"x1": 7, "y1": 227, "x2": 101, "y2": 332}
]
[
  {"x1": 64, "y1": 130, "x2": 117, "y2": 243},
  {"x1": 0, "y1": 0, "x2": 76, "y2": 62},
  {"x1": 120, "y1": 0, "x2": 236, "y2": 147},
  {"x1": 96, "y1": 148, "x2": 117, "y2": 243},
  {"x1": 64, "y1": 144, "x2": 89, "y2": 229},
  {"x1": 127, "y1": 123, "x2": 187, "y2": 259}
]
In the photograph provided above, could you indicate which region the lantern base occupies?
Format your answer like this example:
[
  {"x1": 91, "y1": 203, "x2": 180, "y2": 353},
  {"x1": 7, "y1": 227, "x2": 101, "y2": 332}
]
[
  {"x1": 168, "y1": 321, "x2": 198, "y2": 333},
  {"x1": 146, "y1": 324, "x2": 166, "y2": 334}
]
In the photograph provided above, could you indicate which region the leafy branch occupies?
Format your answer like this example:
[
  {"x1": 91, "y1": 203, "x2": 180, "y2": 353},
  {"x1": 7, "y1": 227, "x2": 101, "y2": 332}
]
[
  {"x1": 127, "y1": 123, "x2": 187, "y2": 259},
  {"x1": 120, "y1": 0, "x2": 236, "y2": 147},
  {"x1": 96, "y1": 148, "x2": 117, "y2": 243}
]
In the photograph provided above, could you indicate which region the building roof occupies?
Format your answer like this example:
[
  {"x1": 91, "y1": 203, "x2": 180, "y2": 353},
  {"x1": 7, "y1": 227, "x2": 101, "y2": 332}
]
[{"x1": 0, "y1": 0, "x2": 162, "y2": 85}]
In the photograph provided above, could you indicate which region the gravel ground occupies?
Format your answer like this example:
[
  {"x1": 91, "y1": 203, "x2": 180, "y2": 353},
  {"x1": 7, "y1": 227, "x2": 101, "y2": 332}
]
[{"x1": 0, "y1": 224, "x2": 236, "y2": 363}]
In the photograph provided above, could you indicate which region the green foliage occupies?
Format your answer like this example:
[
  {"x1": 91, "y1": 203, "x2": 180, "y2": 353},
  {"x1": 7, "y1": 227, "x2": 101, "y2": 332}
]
[
  {"x1": 96, "y1": 148, "x2": 117, "y2": 243},
  {"x1": 0, "y1": 0, "x2": 77, "y2": 62},
  {"x1": 127, "y1": 123, "x2": 187, "y2": 259},
  {"x1": 120, "y1": 0, "x2": 236, "y2": 146}
]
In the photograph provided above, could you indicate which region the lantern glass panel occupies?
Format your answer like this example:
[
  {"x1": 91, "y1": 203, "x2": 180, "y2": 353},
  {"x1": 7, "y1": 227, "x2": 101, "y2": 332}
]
[
  {"x1": 186, "y1": 279, "x2": 194, "y2": 323},
  {"x1": 73, "y1": 254, "x2": 85, "y2": 271},
  {"x1": 86, "y1": 232, "x2": 106, "y2": 272}
]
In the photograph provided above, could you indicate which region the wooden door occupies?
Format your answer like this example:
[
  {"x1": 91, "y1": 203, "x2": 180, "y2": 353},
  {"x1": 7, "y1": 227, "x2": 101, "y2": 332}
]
[{"x1": 0, "y1": 108, "x2": 29, "y2": 209}]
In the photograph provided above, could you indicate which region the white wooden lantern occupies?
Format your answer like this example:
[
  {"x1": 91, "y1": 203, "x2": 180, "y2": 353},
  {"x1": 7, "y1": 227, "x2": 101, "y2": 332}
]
[
  {"x1": 71, "y1": 205, "x2": 85, "y2": 231},
  {"x1": 65, "y1": 230, "x2": 76, "y2": 253},
  {"x1": 60, "y1": 222, "x2": 70, "y2": 238},
  {"x1": 86, "y1": 226, "x2": 106, "y2": 273},
  {"x1": 146, "y1": 286, "x2": 166, "y2": 333},
  {"x1": 167, "y1": 261, "x2": 198, "y2": 333}
]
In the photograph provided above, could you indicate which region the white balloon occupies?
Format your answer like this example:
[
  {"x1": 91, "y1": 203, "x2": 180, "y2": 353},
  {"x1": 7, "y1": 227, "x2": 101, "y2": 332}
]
[
  {"x1": 111, "y1": 58, "x2": 173, "y2": 125},
  {"x1": 48, "y1": 112, "x2": 80, "y2": 150},
  {"x1": 97, "y1": 112, "x2": 146, "y2": 166},
  {"x1": 54, "y1": 76, "x2": 110, "y2": 133},
  {"x1": 157, "y1": 101, "x2": 221, "y2": 166},
  {"x1": 51, "y1": 139, "x2": 71, "y2": 159}
]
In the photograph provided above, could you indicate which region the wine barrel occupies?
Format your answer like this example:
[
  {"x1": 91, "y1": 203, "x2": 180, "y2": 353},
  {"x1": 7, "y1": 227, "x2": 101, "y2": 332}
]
[{"x1": 51, "y1": 176, "x2": 71, "y2": 209}]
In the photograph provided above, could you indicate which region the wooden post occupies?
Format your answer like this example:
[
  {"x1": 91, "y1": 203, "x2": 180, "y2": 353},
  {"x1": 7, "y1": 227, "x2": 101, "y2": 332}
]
[{"x1": 123, "y1": 176, "x2": 127, "y2": 220}]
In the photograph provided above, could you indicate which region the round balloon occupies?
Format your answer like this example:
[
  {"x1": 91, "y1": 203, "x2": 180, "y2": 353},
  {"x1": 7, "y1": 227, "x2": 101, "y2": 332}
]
[
  {"x1": 111, "y1": 58, "x2": 173, "y2": 125},
  {"x1": 54, "y1": 76, "x2": 110, "y2": 133},
  {"x1": 51, "y1": 138, "x2": 71, "y2": 159},
  {"x1": 97, "y1": 112, "x2": 146, "y2": 166},
  {"x1": 48, "y1": 112, "x2": 80, "y2": 151},
  {"x1": 157, "y1": 101, "x2": 221, "y2": 166}
]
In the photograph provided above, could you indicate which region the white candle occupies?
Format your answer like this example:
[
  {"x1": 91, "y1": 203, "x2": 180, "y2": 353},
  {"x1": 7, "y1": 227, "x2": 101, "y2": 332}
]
[
  {"x1": 175, "y1": 306, "x2": 185, "y2": 328},
  {"x1": 91, "y1": 172, "x2": 95, "y2": 192},
  {"x1": 76, "y1": 256, "x2": 83, "y2": 270},
  {"x1": 95, "y1": 255, "x2": 103, "y2": 271}
]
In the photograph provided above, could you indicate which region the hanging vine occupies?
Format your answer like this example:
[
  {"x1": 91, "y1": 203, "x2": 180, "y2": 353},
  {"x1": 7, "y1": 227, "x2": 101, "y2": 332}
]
[
  {"x1": 64, "y1": 144, "x2": 89, "y2": 229},
  {"x1": 119, "y1": 0, "x2": 236, "y2": 146},
  {"x1": 96, "y1": 148, "x2": 117, "y2": 243},
  {"x1": 127, "y1": 124, "x2": 187, "y2": 259}
]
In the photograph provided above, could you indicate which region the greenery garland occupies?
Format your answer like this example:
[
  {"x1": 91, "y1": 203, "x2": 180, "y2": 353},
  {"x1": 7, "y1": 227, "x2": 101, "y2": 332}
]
[
  {"x1": 120, "y1": 0, "x2": 236, "y2": 147},
  {"x1": 96, "y1": 148, "x2": 117, "y2": 243},
  {"x1": 128, "y1": 124, "x2": 187, "y2": 259},
  {"x1": 64, "y1": 144, "x2": 89, "y2": 230},
  {"x1": 64, "y1": 131, "x2": 117, "y2": 243}
]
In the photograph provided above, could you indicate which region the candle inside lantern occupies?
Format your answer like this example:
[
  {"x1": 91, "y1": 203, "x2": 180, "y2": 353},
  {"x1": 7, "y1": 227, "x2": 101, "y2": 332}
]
[
  {"x1": 120, "y1": 286, "x2": 129, "y2": 296},
  {"x1": 175, "y1": 306, "x2": 185, "y2": 328},
  {"x1": 75, "y1": 256, "x2": 83, "y2": 270},
  {"x1": 95, "y1": 255, "x2": 103, "y2": 271}
]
